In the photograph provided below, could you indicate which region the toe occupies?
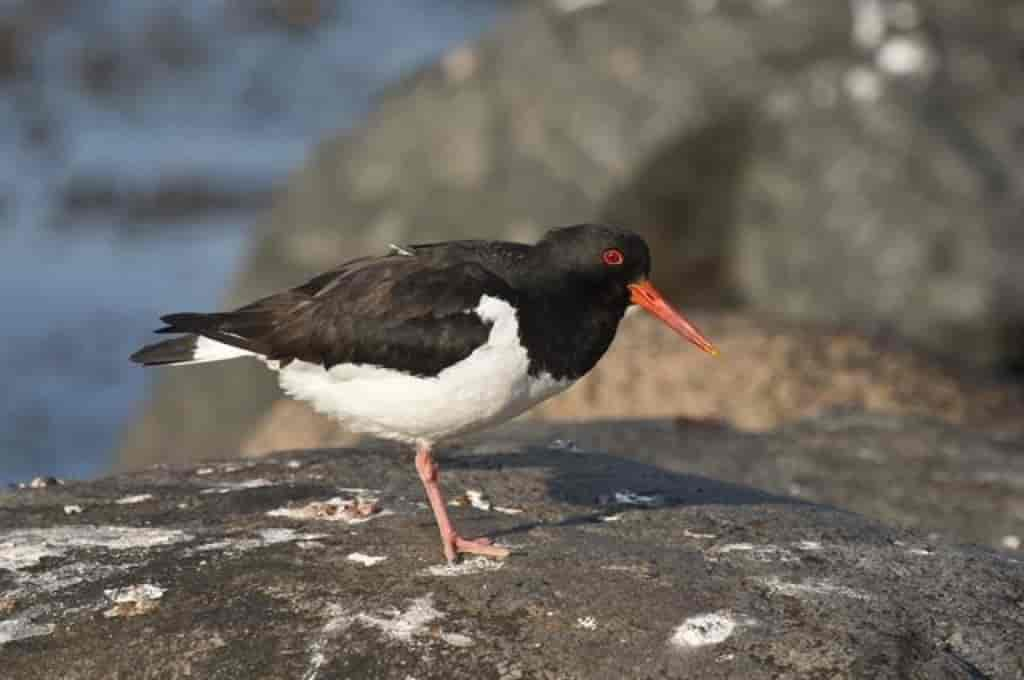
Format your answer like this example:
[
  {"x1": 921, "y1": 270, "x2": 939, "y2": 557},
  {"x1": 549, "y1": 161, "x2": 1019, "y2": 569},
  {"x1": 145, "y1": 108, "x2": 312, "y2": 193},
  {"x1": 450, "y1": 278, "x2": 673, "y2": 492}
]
[{"x1": 455, "y1": 536, "x2": 510, "y2": 559}]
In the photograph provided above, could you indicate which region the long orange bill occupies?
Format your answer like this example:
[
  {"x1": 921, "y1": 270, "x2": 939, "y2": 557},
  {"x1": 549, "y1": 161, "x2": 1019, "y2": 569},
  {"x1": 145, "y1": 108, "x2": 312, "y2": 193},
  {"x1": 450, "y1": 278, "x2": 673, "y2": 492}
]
[{"x1": 628, "y1": 280, "x2": 719, "y2": 356}]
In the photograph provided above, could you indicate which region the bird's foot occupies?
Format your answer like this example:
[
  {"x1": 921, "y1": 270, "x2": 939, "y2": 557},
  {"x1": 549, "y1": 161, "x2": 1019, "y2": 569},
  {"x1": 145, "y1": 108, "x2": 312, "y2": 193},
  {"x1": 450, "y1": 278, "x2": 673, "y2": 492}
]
[{"x1": 443, "y1": 534, "x2": 510, "y2": 563}]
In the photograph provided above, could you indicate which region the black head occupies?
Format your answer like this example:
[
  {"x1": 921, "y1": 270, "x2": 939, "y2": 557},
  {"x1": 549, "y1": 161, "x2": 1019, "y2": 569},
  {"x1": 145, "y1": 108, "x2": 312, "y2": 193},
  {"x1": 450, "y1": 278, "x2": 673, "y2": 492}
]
[
  {"x1": 533, "y1": 223, "x2": 719, "y2": 357},
  {"x1": 534, "y1": 223, "x2": 651, "y2": 289}
]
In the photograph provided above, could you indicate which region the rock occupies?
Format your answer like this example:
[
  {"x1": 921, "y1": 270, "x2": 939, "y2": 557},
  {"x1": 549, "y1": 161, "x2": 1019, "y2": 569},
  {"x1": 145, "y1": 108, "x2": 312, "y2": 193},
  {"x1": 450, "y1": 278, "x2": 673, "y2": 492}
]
[
  {"x1": 234, "y1": 313, "x2": 1024, "y2": 458},
  {"x1": 3, "y1": 429, "x2": 1023, "y2": 678},
  {"x1": 732, "y1": 0, "x2": 1024, "y2": 374},
  {"x1": 490, "y1": 413, "x2": 1024, "y2": 552},
  {"x1": 119, "y1": 0, "x2": 1024, "y2": 469}
]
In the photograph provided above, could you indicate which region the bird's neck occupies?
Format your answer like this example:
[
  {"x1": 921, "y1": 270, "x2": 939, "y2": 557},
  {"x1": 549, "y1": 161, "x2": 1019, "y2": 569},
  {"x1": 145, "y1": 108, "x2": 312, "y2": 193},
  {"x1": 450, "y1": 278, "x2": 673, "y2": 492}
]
[{"x1": 515, "y1": 278, "x2": 628, "y2": 381}]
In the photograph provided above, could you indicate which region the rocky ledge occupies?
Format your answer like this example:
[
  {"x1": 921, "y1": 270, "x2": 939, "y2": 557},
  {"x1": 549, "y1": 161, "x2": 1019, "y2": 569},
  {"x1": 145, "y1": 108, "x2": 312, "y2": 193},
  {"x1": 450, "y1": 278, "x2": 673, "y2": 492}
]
[{"x1": 3, "y1": 425, "x2": 1022, "y2": 678}]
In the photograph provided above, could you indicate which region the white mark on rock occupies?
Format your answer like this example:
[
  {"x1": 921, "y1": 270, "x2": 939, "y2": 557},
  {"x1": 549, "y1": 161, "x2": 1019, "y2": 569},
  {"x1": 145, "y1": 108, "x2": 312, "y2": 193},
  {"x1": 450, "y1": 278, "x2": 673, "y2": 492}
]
[
  {"x1": 441, "y1": 632, "x2": 475, "y2": 648},
  {"x1": 877, "y1": 36, "x2": 931, "y2": 76},
  {"x1": 303, "y1": 593, "x2": 469, "y2": 678},
  {"x1": 451, "y1": 490, "x2": 494, "y2": 511},
  {"x1": 103, "y1": 583, "x2": 166, "y2": 618},
  {"x1": 194, "y1": 528, "x2": 326, "y2": 554},
  {"x1": 63, "y1": 505, "x2": 84, "y2": 515},
  {"x1": 196, "y1": 467, "x2": 215, "y2": 476},
  {"x1": 851, "y1": 0, "x2": 886, "y2": 49},
  {"x1": 0, "y1": 526, "x2": 191, "y2": 572},
  {"x1": 683, "y1": 529, "x2": 717, "y2": 540},
  {"x1": 346, "y1": 552, "x2": 387, "y2": 567},
  {"x1": 259, "y1": 528, "x2": 325, "y2": 545},
  {"x1": 302, "y1": 604, "x2": 350, "y2": 680},
  {"x1": 1002, "y1": 535, "x2": 1021, "y2": 551},
  {"x1": 267, "y1": 497, "x2": 387, "y2": 524},
  {"x1": 7, "y1": 561, "x2": 136, "y2": 601},
  {"x1": 424, "y1": 556, "x2": 505, "y2": 577},
  {"x1": 576, "y1": 616, "x2": 598, "y2": 630},
  {"x1": 755, "y1": 576, "x2": 871, "y2": 600},
  {"x1": 494, "y1": 506, "x2": 524, "y2": 515},
  {"x1": 286, "y1": 460, "x2": 303, "y2": 469},
  {"x1": 600, "y1": 514, "x2": 624, "y2": 522},
  {"x1": 711, "y1": 543, "x2": 797, "y2": 563},
  {"x1": 0, "y1": 618, "x2": 55, "y2": 646},
  {"x1": 356, "y1": 594, "x2": 444, "y2": 643},
  {"x1": 200, "y1": 479, "x2": 274, "y2": 494},
  {"x1": 670, "y1": 612, "x2": 737, "y2": 648},
  {"x1": 552, "y1": 0, "x2": 606, "y2": 14},
  {"x1": 844, "y1": 66, "x2": 883, "y2": 102},
  {"x1": 466, "y1": 490, "x2": 492, "y2": 511},
  {"x1": 793, "y1": 541, "x2": 824, "y2": 551},
  {"x1": 303, "y1": 649, "x2": 328, "y2": 680},
  {"x1": 115, "y1": 494, "x2": 155, "y2": 505},
  {"x1": 907, "y1": 547, "x2": 933, "y2": 556},
  {"x1": 609, "y1": 490, "x2": 665, "y2": 507}
]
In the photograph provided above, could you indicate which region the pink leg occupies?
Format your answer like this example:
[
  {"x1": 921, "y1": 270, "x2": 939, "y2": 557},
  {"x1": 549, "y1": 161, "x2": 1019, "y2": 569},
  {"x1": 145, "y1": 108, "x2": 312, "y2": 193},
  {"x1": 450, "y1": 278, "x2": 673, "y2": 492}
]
[{"x1": 415, "y1": 441, "x2": 510, "y2": 563}]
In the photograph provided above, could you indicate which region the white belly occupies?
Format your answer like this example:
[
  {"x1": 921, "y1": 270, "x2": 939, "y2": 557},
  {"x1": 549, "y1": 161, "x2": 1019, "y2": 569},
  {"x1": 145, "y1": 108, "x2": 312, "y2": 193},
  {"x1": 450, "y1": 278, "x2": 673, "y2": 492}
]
[{"x1": 272, "y1": 296, "x2": 573, "y2": 443}]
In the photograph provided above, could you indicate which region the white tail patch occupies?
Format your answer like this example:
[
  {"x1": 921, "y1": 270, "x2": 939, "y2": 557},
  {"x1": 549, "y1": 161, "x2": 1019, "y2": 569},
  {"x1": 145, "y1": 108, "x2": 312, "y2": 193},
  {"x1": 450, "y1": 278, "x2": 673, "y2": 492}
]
[{"x1": 176, "y1": 336, "x2": 255, "y2": 366}]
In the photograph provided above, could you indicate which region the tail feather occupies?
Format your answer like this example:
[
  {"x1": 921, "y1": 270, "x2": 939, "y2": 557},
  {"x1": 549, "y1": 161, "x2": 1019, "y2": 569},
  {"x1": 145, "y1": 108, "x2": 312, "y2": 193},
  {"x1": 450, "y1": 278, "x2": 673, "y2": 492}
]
[
  {"x1": 130, "y1": 335, "x2": 200, "y2": 366},
  {"x1": 132, "y1": 311, "x2": 261, "y2": 367},
  {"x1": 154, "y1": 311, "x2": 269, "y2": 355}
]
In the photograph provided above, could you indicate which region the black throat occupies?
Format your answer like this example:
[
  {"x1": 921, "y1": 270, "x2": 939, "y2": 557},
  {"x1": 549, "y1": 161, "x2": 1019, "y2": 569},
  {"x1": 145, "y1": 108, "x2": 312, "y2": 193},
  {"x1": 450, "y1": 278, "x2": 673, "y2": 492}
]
[{"x1": 514, "y1": 278, "x2": 629, "y2": 381}]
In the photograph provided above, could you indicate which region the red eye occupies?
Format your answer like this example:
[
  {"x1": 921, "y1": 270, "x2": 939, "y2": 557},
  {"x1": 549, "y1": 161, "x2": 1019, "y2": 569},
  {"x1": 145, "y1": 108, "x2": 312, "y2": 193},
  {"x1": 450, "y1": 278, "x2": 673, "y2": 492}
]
[{"x1": 602, "y1": 248, "x2": 624, "y2": 266}]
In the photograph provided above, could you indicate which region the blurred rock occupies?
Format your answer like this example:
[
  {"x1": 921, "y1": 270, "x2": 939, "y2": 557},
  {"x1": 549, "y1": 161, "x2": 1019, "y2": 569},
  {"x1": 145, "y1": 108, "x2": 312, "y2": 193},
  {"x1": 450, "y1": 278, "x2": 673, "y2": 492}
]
[
  {"x1": 121, "y1": 0, "x2": 1024, "y2": 467},
  {"x1": 530, "y1": 313, "x2": 1024, "y2": 436},
  {"x1": 5, "y1": 432, "x2": 1024, "y2": 678},
  {"x1": 733, "y1": 0, "x2": 1024, "y2": 375}
]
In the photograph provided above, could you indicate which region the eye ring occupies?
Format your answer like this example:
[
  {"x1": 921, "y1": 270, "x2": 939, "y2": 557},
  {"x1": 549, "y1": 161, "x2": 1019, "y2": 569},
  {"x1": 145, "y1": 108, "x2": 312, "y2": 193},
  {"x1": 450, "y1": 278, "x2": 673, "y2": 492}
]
[{"x1": 602, "y1": 248, "x2": 625, "y2": 266}]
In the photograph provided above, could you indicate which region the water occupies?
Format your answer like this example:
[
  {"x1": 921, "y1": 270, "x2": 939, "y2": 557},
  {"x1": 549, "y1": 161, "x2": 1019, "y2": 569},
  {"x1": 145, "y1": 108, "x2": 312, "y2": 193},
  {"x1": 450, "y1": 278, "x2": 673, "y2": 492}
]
[{"x1": 0, "y1": 0, "x2": 508, "y2": 484}]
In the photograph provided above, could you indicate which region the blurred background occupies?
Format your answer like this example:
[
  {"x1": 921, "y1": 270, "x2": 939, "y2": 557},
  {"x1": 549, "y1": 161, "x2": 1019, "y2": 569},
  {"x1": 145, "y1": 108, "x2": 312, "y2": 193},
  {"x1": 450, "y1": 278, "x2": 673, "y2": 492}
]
[
  {"x1": 0, "y1": 0, "x2": 511, "y2": 483},
  {"x1": 1, "y1": 0, "x2": 1023, "y2": 486}
]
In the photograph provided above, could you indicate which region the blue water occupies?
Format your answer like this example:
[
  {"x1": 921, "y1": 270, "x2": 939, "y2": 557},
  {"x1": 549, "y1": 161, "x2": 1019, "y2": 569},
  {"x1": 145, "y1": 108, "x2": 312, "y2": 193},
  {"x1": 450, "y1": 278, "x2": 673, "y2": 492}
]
[{"x1": 0, "y1": 0, "x2": 508, "y2": 485}]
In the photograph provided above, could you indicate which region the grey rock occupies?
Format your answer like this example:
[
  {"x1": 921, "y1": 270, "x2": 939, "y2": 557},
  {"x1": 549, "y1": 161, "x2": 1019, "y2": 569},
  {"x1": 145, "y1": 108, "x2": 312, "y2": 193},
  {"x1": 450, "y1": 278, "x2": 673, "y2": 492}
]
[
  {"x1": 120, "y1": 0, "x2": 1024, "y2": 469},
  {"x1": 6, "y1": 422, "x2": 1024, "y2": 678},
  {"x1": 492, "y1": 412, "x2": 1024, "y2": 552},
  {"x1": 732, "y1": 0, "x2": 1024, "y2": 374}
]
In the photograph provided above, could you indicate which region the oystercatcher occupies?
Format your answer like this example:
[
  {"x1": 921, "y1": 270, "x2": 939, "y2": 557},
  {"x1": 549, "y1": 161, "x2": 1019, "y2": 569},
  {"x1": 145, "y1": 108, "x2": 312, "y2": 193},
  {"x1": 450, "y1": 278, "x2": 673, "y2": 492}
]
[{"x1": 132, "y1": 224, "x2": 718, "y2": 562}]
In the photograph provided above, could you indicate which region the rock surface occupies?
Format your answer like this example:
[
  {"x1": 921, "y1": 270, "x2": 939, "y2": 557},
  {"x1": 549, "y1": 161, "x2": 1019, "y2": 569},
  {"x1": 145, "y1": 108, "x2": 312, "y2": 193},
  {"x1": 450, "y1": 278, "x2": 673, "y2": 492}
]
[
  {"x1": 491, "y1": 414, "x2": 1024, "y2": 553},
  {"x1": 120, "y1": 0, "x2": 1024, "y2": 468},
  {"x1": 6, "y1": 426, "x2": 1024, "y2": 678}
]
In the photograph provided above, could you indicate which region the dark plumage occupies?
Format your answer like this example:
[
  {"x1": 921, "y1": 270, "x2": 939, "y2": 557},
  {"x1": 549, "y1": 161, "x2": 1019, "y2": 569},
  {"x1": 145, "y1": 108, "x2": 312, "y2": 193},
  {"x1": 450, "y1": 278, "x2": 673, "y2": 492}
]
[{"x1": 133, "y1": 224, "x2": 654, "y2": 380}]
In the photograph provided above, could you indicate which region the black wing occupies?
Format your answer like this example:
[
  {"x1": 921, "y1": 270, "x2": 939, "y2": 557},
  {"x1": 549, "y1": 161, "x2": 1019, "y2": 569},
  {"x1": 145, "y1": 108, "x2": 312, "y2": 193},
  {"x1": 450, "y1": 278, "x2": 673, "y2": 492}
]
[{"x1": 154, "y1": 254, "x2": 517, "y2": 378}]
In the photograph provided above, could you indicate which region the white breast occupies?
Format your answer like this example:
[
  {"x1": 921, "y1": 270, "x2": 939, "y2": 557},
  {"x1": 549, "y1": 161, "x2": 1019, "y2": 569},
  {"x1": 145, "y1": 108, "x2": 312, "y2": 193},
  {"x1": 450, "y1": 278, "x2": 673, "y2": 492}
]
[{"x1": 273, "y1": 295, "x2": 573, "y2": 444}]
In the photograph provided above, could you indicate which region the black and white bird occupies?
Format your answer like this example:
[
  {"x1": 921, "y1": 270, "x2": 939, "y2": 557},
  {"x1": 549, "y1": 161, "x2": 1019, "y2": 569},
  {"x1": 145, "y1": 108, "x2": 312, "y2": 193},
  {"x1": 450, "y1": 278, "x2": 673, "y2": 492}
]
[{"x1": 132, "y1": 224, "x2": 718, "y2": 562}]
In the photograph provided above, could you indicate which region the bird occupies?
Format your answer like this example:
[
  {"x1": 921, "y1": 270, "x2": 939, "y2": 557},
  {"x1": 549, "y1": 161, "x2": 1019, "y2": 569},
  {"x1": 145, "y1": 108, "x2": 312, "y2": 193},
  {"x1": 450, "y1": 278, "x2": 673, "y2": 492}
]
[{"x1": 131, "y1": 224, "x2": 718, "y2": 563}]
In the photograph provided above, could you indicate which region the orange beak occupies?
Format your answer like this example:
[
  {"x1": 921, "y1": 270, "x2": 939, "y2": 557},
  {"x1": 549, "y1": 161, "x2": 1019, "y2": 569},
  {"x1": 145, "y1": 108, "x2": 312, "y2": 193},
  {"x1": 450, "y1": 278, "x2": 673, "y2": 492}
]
[{"x1": 628, "y1": 280, "x2": 719, "y2": 356}]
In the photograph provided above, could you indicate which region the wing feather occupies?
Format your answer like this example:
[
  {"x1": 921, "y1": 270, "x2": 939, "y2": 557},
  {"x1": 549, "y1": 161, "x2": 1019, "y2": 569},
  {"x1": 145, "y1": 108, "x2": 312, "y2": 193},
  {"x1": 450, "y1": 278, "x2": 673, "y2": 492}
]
[{"x1": 154, "y1": 254, "x2": 517, "y2": 377}]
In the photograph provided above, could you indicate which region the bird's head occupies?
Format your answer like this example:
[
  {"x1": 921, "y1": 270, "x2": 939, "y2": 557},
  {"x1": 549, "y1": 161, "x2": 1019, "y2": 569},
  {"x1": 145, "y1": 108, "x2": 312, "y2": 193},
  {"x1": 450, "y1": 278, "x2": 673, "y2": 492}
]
[{"x1": 537, "y1": 223, "x2": 719, "y2": 356}]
